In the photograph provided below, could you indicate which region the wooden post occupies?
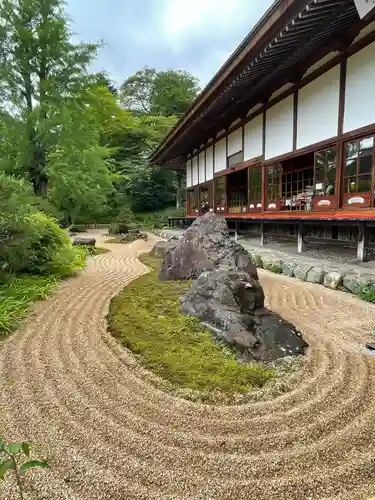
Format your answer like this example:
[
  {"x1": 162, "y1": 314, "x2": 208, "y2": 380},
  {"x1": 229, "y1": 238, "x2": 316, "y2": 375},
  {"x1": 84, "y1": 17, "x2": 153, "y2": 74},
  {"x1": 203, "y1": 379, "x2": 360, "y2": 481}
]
[
  {"x1": 260, "y1": 223, "x2": 265, "y2": 246},
  {"x1": 357, "y1": 222, "x2": 369, "y2": 262},
  {"x1": 297, "y1": 221, "x2": 305, "y2": 253},
  {"x1": 235, "y1": 220, "x2": 239, "y2": 241}
]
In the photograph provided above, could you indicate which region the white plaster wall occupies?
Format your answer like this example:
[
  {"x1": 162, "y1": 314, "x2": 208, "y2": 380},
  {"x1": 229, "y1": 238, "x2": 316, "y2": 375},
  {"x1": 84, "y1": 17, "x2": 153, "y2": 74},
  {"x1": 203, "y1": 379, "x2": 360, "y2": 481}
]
[
  {"x1": 265, "y1": 95, "x2": 294, "y2": 160},
  {"x1": 244, "y1": 114, "x2": 263, "y2": 160},
  {"x1": 297, "y1": 65, "x2": 340, "y2": 149},
  {"x1": 214, "y1": 137, "x2": 227, "y2": 172},
  {"x1": 227, "y1": 127, "x2": 243, "y2": 156},
  {"x1": 344, "y1": 41, "x2": 375, "y2": 133},
  {"x1": 199, "y1": 150, "x2": 205, "y2": 183},
  {"x1": 186, "y1": 159, "x2": 192, "y2": 188},
  {"x1": 206, "y1": 146, "x2": 214, "y2": 181},
  {"x1": 192, "y1": 155, "x2": 199, "y2": 185},
  {"x1": 303, "y1": 51, "x2": 337, "y2": 78}
]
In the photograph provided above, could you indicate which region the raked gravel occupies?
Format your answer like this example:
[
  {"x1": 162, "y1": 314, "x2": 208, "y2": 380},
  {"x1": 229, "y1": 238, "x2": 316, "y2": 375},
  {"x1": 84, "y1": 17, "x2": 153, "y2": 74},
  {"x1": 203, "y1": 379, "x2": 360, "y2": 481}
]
[{"x1": 1, "y1": 231, "x2": 375, "y2": 499}]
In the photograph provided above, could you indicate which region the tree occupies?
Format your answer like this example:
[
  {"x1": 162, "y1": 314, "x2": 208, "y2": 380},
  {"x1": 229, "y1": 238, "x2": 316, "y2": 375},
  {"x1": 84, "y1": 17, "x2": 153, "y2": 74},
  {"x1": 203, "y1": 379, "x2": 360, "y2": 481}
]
[
  {"x1": 93, "y1": 71, "x2": 118, "y2": 96},
  {"x1": 47, "y1": 87, "x2": 115, "y2": 224},
  {"x1": 120, "y1": 67, "x2": 200, "y2": 117},
  {"x1": 0, "y1": 0, "x2": 100, "y2": 196}
]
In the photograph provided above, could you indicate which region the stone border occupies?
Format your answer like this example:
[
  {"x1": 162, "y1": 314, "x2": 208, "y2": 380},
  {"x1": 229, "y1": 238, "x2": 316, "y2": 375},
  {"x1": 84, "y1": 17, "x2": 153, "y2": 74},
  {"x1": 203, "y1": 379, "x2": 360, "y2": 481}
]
[
  {"x1": 153, "y1": 229, "x2": 375, "y2": 300},
  {"x1": 246, "y1": 250, "x2": 375, "y2": 298}
]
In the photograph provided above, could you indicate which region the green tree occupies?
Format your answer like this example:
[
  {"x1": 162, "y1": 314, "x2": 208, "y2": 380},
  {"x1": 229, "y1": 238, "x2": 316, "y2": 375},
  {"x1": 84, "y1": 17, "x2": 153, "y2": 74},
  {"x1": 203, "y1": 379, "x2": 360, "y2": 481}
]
[
  {"x1": 0, "y1": 0, "x2": 100, "y2": 197},
  {"x1": 47, "y1": 87, "x2": 115, "y2": 224},
  {"x1": 120, "y1": 67, "x2": 200, "y2": 117}
]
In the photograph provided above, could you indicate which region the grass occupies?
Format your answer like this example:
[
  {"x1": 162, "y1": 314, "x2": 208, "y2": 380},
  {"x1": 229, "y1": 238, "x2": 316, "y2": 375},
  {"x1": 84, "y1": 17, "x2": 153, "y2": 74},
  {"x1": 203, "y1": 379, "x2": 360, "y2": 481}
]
[
  {"x1": 0, "y1": 275, "x2": 57, "y2": 335},
  {"x1": 108, "y1": 254, "x2": 274, "y2": 400},
  {"x1": 357, "y1": 285, "x2": 375, "y2": 303},
  {"x1": 0, "y1": 246, "x2": 108, "y2": 336}
]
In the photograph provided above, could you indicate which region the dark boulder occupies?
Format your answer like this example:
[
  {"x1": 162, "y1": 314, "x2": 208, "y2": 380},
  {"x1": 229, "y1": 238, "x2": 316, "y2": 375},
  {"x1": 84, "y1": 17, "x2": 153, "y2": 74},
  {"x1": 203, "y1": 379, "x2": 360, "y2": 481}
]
[
  {"x1": 120, "y1": 232, "x2": 148, "y2": 243},
  {"x1": 73, "y1": 237, "x2": 96, "y2": 247},
  {"x1": 160, "y1": 212, "x2": 257, "y2": 281},
  {"x1": 181, "y1": 270, "x2": 307, "y2": 362},
  {"x1": 151, "y1": 241, "x2": 177, "y2": 259}
]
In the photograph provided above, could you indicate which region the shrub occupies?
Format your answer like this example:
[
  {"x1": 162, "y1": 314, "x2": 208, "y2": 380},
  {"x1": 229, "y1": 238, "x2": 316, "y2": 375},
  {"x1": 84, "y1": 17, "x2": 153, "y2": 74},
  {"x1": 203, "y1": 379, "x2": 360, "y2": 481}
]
[
  {"x1": 69, "y1": 225, "x2": 87, "y2": 233},
  {"x1": 0, "y1": 176, "x2": 83, "y2": 278},
  {"x1": 108, "y1": 222, "x2": 129, "y2": 234}
]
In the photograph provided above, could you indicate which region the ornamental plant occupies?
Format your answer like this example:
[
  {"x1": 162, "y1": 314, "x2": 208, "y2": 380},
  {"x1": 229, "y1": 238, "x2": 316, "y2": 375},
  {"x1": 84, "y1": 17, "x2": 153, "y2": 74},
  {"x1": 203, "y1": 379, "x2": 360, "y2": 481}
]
[{"x1": 0, "y1": 439, "x2": 47, "y2": 500}]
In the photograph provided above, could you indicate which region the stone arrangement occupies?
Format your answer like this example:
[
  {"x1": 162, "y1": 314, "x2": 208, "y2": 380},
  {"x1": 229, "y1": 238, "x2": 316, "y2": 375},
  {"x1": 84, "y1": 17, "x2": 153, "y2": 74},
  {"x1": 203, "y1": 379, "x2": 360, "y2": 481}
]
[
  {"x1": 154, "y1": 229, "x2": 375, "y2": 297},
  {"x1": 155, "y1": 213, "x2": 308, "y2": 362}
]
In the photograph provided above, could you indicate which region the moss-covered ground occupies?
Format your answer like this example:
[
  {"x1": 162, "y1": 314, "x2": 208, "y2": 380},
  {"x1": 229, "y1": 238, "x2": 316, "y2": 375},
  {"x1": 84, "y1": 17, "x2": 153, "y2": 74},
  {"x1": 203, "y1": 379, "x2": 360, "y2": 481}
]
[{"x1": 108, "y1": 254, "x2": 274, "y2": 399}]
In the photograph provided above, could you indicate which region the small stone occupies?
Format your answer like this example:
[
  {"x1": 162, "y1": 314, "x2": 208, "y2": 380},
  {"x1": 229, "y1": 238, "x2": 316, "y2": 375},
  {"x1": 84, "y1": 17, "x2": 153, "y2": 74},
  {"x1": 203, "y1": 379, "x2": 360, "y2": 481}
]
[
  {"x1": 282, "y1": 261, "x2": 297, "y2": 278},
  {"x1": 324, "y1": 270, "x2": 345, "y2": 290},
  {"x1": 294, "y1": 264, "x2": 313, "y2": 281},
  {"x1": 252, "y1": 254, "x2": 263, "y2": 268},
  {"x1": 306, "y1": 267, "x2": 327, "y2": 285}
]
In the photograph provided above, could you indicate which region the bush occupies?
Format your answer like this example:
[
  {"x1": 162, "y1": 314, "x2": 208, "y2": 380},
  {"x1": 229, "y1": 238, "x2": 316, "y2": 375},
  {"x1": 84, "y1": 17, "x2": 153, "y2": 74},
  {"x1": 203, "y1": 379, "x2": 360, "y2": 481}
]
[
  {"x1": 69, "y1": 225, "x2": 87, "y2": 233},
  {"x1": 3, "y1": 212, "x2": 80, "y2": 277},
  {"x1": 108, "y1": 222, "x2": 129, "y2": 235},
  {"x1": 0, "y1": 174, "x2": 84, "y2": 279}
]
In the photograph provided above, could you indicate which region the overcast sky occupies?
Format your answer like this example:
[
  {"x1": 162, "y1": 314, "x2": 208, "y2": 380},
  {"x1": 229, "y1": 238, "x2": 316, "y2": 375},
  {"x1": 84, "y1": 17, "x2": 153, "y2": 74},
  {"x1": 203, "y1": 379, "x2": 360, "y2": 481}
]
[{"x1": 65, "y1": 0, "x2": 275, "y2": 90}]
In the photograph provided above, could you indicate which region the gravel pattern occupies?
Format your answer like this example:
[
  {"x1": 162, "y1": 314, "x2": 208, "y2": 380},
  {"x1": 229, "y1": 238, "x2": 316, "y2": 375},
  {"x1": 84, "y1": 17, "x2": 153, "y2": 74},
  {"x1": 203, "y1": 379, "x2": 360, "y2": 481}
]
[{"x1": 1, "y1": 231, "x2": 375, "y2": 499}]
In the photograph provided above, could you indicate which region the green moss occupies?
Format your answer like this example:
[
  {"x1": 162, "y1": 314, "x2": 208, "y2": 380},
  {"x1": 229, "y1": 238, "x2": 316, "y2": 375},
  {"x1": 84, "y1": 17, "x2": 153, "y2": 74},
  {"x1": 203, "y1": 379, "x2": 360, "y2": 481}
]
[{"x1": 108, "y1": 254, "x2": 274, "y2": 399}]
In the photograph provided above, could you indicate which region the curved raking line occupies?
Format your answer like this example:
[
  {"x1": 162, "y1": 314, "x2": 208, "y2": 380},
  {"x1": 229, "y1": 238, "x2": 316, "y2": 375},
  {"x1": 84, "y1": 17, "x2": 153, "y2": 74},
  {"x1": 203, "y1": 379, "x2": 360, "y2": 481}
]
[{"x1": 1, "y1": 231, "x2": 375, "y2": 499}]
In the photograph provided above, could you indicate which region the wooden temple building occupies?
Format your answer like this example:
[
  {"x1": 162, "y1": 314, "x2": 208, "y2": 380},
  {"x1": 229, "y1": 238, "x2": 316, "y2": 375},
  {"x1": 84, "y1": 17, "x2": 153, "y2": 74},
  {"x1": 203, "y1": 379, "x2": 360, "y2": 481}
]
[{"x1": 150, "y1": 0, "x2": 375, "y2": 261}]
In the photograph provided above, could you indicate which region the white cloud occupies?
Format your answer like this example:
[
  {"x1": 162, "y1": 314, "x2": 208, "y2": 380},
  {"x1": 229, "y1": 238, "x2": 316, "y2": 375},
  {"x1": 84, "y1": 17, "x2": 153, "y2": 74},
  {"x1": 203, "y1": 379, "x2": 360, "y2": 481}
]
[{"x1": 162, "y1": 0, "x2": 244, "y2": 49}]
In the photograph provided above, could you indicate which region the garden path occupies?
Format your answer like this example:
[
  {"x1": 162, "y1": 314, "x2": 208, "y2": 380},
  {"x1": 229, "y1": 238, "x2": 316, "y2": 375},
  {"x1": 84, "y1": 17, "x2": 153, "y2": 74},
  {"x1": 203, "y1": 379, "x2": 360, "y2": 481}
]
[{"x1": 1, "y1": 230, "x2": 375, "y2": 499}]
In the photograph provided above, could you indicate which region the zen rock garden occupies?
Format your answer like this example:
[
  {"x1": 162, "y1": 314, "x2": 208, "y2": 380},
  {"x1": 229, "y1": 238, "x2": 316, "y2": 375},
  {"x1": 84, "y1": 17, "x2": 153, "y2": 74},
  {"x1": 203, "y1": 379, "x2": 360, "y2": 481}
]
[{"x1": 153, "y1": 212, "x2": 308, "y2": 362}]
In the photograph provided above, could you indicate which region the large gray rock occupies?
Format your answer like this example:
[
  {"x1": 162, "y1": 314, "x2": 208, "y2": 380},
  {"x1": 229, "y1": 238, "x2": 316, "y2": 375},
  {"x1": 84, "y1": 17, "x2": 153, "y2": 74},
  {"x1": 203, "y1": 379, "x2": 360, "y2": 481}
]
[
  {"x1": 306, "y1": 267, "x2": 327, "y2": 285},
  {"x1": 344, "y1": 273, "x2": 375, "y2": 295},
  {"x1": 181, "y1": 270, "x2": 307, "y2": 362},
  {"x1": 159, "y1": 213, "x2": 258, "y2": 281},
  {"x1": 151, "y1": 241, "x2": 177, "y2": 259},
  {"x1": 73, "y1": 237, "x2": 96, "y2": 247}
]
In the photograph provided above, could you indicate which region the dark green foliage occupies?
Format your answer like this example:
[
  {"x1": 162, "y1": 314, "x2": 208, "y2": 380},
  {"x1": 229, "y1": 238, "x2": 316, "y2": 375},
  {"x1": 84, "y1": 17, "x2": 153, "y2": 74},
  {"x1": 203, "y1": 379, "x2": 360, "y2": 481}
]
[
  {"x1": 108, "y1": 222, "x2": 129, "y2": 235},
  {"x1": 70, "y1": 225, "x2": 87, "y2": 233},
  {"x1": 120, "y1": 67, "x2": 200, "y2": 117},
  {"x1": 108, "y1": 254, "x2": 274, "y2": 401},
  {"x1": 358, "y1": 285, "x2": 375, "y2": 303}
]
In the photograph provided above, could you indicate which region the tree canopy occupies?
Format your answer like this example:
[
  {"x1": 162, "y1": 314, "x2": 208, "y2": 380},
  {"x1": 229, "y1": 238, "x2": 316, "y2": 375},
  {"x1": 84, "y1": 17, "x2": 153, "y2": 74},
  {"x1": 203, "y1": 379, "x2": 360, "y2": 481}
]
[
  {"x1": 120, "y1": 66, "x2": 200, "y2": 117},
  {"x1": 0, "y1": 0, "x2": 200, "y2": 225}
]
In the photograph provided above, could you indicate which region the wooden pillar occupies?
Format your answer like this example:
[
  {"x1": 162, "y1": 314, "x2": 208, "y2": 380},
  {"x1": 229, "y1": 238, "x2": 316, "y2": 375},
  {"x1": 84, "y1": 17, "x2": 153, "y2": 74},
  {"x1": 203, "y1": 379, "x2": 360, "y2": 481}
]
[
  {"x1": 297, "y1": 221, "x2": 305, "y2": 253},
  {"x1": 260, "y1": 223, "x2": 265, "y2": 246},
  {"x1": 357, "y1": 222, "x2": 369, "y2": 262}
]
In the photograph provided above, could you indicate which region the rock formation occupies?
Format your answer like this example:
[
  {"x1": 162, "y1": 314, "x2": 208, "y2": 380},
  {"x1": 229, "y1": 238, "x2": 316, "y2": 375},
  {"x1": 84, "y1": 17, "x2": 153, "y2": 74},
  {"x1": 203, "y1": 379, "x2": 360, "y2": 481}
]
[
  {"x1": 156, "y1": 212, "x2": 308, "y2": 362},
  {"x1": 181, "y1": 269, "x2": 307, "y2": 362},
  {"x1": 159, "y1": 212, "x2": 258, "y2": 281}
]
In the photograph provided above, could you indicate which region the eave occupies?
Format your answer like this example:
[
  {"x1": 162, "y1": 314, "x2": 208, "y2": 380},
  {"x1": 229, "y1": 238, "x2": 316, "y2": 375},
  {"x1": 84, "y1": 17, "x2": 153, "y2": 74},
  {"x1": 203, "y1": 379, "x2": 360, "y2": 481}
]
[{"x1": 150, "y1": 0, "x2": 368, "y2": 170}]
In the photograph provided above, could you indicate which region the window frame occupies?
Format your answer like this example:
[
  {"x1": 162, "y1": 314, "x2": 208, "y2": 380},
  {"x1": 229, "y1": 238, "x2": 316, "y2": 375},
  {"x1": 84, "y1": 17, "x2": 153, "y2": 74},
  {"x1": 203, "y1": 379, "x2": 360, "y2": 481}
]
[
  {"x1": 266, "y1": 163, "x2": 282, "y2": 210},
  {"x1": 227, "y1": 150, "x2": 244, "y2": 169},
  {"x1": 312, "y1": 146, "x2": 337, "y2": 211},
  {"x1": 342, "y1": 134, "x2": 375, "y2": 209},
  {"x1": 248, "y1": 165, "x2": 263, "y2": 211}
]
